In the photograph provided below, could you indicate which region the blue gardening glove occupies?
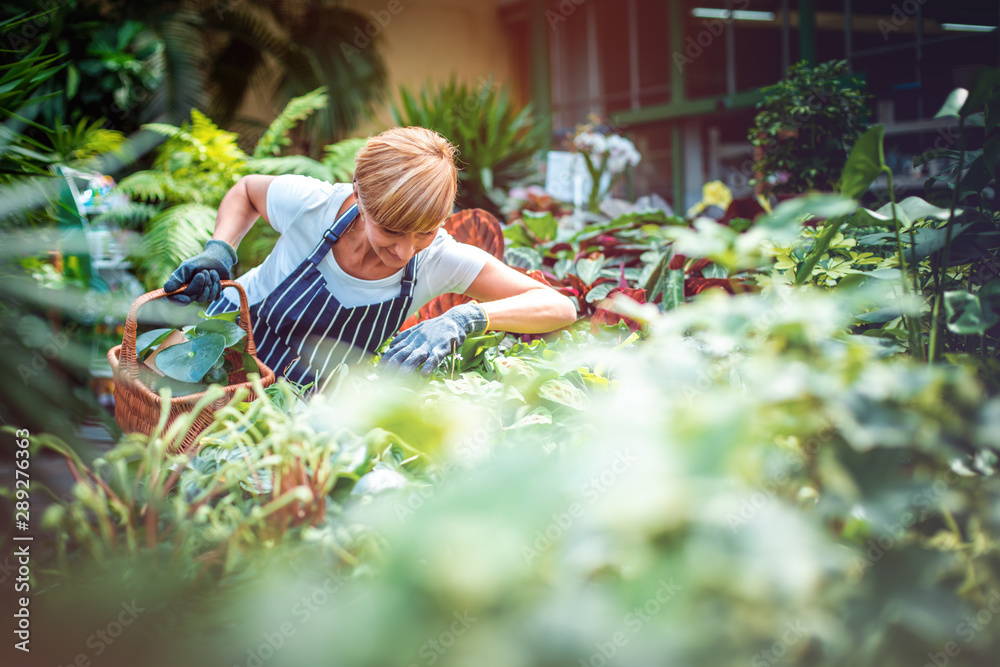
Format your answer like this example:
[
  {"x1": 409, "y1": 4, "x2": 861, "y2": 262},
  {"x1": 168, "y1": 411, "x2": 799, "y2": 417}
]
[
  {"x1": 163, "y1": 239, "x2": 238, "y2": 305},
  {"x1": 379, "y1": 302, "x2": 489, "y2": 375}
]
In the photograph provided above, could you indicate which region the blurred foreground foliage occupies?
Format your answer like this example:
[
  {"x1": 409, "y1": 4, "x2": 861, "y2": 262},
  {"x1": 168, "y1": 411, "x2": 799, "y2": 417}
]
[{"x1": 23, "y1": 282, "x2": 1000, "y2": 667}]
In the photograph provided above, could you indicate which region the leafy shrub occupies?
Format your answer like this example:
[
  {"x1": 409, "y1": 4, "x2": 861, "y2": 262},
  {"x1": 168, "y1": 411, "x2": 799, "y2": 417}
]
[{"x1": 749, "y1": 60, "x2": 870, "y2": 198}]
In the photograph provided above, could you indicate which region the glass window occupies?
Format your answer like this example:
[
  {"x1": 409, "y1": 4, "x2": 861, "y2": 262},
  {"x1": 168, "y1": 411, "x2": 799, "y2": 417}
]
[{"x1": 636, "y1": 0, "x2": 671, "y2": 107}]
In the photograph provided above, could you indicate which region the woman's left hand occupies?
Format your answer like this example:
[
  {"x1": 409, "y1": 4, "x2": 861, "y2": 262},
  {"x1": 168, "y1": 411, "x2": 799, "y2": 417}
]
[{"x1": 378, "y1": 302, "x2": 488, "y2": 375}]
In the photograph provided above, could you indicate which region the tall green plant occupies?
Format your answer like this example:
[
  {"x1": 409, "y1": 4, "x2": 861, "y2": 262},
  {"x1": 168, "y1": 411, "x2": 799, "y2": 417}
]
[
  {"x1": 1, "y1": 2, "x2": 165, "y2": 130},
  {"x1": 749, "y1": 60, "x2": 870, "y2": 198},
  {"x1": 392, "y1": 76, "x2": 548, "y2": 215},
  {"x1": 768, "y1": 76, "x2": 1000, "y2": 367}
]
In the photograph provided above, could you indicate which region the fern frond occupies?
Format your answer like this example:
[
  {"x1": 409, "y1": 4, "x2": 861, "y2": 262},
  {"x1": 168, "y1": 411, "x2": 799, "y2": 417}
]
[
  {"x1": 245, "y1": 156, "x2": 332, "y2": 180},
  {"x1": 132, "y1": 203, "x2": 217, "y2": 289},
  {"x1": 322, "y1": 137, "x2": 366, "y2": 182},
  {"x1": 253, "y1": 87, "x2": 329, "y2": 158},
  {"x1": 116, "y1": 171, "x2": 172, "y2": 203},
  {"x1": 142, "y1": 122, "x2": 184, "y2": 138},
  {"x1": 91, "y1": 202, "x2": 160, "y2": 230}
]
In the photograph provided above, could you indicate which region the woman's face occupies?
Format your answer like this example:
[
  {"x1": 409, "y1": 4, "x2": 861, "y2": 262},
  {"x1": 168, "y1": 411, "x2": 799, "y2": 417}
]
[{"x1": 354, "y1": 190, "x2": 438, "y2": 268}]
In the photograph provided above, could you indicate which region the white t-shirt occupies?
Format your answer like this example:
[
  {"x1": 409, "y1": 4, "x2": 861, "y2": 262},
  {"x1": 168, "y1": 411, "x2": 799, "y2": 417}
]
[{"x1": 218, "y1": 175, "x2": 491, "y2": 320}]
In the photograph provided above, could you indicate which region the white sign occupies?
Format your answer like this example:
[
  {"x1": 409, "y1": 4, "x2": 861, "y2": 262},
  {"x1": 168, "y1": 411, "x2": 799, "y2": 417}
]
[{"x1": 545, "y1": 151, "x2": 611, "y2": 209}]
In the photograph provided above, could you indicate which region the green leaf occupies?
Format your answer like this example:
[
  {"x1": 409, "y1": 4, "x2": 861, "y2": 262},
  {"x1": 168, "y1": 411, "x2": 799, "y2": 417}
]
[
  {"x1": 585, "y1": 282, "x2": 615, "y2": 304},
  {"x1": 136, "y1": 328, "x2": 176, "y2": 358},
  {"x1": 241, "y1": 352, "x2": 258, "y2": 376},
  {"x1": 198, "y1": 308, "x2": 240, "y2": 323},
  {"x1": 757, "y1": 194, "x2": 857, "y2": 233},
  {"x1": 836, "y1": 125, "x2": 885, "y2": 199},
  {"x1": 192, "y1": 319, "x2": 246, "y2": 347},
  {"x1": 903, "y1": 222, "x2": 976, "y2": 263},
  {"x1": 254, "y1": 87, "x2": 328, "y2": 158},
  {"x1": 574, "y1": 255, "x2": 606, "y2": 285},
  {"x1": 960, "y1": 68, "x2": 1000, "y2": 119},
  {"x1": 504, "y1": 246, "x2": 543, "y2": 271},
  {"x1": 661, "y1": 269, "x2": 685, "y2": 311},
  {"x1": 522, "y1": 211, "x2": 557, "y2": 242},
  {"x1": 537, "y1": 378, "x2": 587, "y2": 410},
  {"x1": 502, "y1": 224, "x2": 537, "y2": 248},
  {"x1": 935, "y1": 88, "x2": 969, "y2": 119},
  {"x1": 855, "y1": 306, "x2": 905, "y2": 323},
  {"x1": 155, "y1": 333, "x2": 227, "y2": 383},
  {"x1": 702, "y1": 263, "x2": 729, "y2": 279},
  {"x1": 945, "y1": 291, "x2": 1000, "y2": 335},
  {"x1": 852, "y1": 196, "x2": 956, "y2": 229}
]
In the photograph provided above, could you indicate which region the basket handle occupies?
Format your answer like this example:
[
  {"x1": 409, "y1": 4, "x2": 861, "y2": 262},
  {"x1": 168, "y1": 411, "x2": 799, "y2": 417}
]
[{"x1": 119, "y1": 280, "x2": 258, "y2": 381}]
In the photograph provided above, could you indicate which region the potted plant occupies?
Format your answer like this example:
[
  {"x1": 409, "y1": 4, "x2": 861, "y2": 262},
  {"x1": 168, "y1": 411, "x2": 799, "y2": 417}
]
[
  {"x1": 749, "y1": 60, "x2": 870, "y2": 200},
  {"x1": 571, "y1": 117, "x2": 642, "y2": 213}
]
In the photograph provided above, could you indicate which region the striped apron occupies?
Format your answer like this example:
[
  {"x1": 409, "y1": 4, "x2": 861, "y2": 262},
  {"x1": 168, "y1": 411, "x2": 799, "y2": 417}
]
[{"x1": 205, "y1": 203, "x2": 416, "y2": 387}]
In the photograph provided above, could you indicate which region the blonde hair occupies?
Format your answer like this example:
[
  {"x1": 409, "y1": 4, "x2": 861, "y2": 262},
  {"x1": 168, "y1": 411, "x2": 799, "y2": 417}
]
[{"x1": 353, "y1": 126, "x2": 458, "y2": 233}]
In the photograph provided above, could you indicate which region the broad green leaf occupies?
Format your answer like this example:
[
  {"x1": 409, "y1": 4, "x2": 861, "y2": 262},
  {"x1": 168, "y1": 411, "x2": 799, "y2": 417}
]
[
  {"x1": 960, "y1": 68, "x2": 1000, "y2": 119},
  {"x1": 574, "y1": 255, "x2": 606, "y2": 285},
  {"x1": 702, "y1": 263, "x2": 729, "y2": 279},
  {"x1": 502, "y1": 224, "x2": 536, "y2": 248},
  {"x1": 904, "y1": 222, "x2": 976, "y2": 262},
  {"x1": 504, "y1": 246, "x2": 543, "y2": 271},
  {"x1": 193, "y1": 319, "x2": 246, "y2": 347},
  {"x1": 155, "y1": 333, "x2": 227, "y2": 383},
  {"x1": 522, "y1": 211, "x2": 557, "y2": 242},
  {"x1": 935, "y1": 88, "x2": 969, "y2": 119},
  {"x1": 983, "y1": 132, "x2": 1000, "y2": 178},
  {"x1": 198, "y1": 308, "x2": 240, "y2": 323},
  {"x1": 855, "y1": 307, "x2": 905, "y2": 323},
  {"x1": 980, "y1": 279, "x2": 1000, "y2": 306},
  {"x1": 662, "y1": 269, "x2": 685, "y2": 311},
  {"x1": 553, "y1": 258, "x2": 574, "y2": 280},
  {"x1": 138, "y1": 370, "x2": 208, "y2": 397},
  {"x1": 852, "y1": 196, "x2": 957, "y2": 229},
  {"x1": 241, "y1": 352, "x2": 257, "y2": 376},
  {"x1": 136, "y1": 328, "x2": 176, "y2": 358},
  {"x1": 585, "y1": 282, "x2": 615, "y2": 304},
  {"x1": 757, "y1": 193, "x2": 857, "y2": 232},
  {"x1": 537, "y1": 378, "x2": 587, "y2": 410},
  {"x1": 945, "y1": 291, "x2": 1000, "y2": 335},
  {"x1": 865, "y1": 268, "x2": 903, "y2": 281},
  {"x1": 836, "y1": 125, "x2": 885, "y2": 199}
]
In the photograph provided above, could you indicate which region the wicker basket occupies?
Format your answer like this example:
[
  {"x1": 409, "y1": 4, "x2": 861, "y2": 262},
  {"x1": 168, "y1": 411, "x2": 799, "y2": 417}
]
[{"x1": 107, "y1": 280, "x2": 276, "y2": 452}]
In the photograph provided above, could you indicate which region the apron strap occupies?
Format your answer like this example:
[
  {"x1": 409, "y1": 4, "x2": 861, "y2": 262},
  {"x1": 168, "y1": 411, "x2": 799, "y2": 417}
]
[
  {"x1": 307, "y1": 201, "x2": 418, "y2": 298},
  {"x1": 308, "y1": 203, "x2": 359, "y2": 265},
  {"x1": 400, "y1": 256, "x2": 417, "y2": 298}
]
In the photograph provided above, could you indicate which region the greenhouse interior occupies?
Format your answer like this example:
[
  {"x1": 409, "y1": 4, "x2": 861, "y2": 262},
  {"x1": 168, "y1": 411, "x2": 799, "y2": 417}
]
[{"x1": 2, "y1": 1, "x2": 1000, "y2": 666}]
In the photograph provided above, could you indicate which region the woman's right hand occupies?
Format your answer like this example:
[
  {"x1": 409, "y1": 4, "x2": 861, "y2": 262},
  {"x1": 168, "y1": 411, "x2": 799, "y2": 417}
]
[{"x1": 163, "y1": 239, "x2": 238, "y2": 305}]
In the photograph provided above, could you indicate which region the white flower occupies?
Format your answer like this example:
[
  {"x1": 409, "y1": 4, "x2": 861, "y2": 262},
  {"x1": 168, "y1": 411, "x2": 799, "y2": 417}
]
[
  {"x1": 573, "y1": 131, "x2": 608, "y2": 156},
  {"x1": 603, "y1": 135, "x2": 640, "y2": 174}
]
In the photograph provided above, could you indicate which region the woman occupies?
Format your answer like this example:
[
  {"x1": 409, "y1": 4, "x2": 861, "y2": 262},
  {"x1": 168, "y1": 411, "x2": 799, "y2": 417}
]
[{"x1": 164, "y1": 126, "x2": 576, "y2": 384}]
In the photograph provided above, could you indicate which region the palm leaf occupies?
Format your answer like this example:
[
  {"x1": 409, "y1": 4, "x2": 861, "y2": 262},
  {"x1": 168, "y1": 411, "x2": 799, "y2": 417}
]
[
  {"x1": 253, "y1": 87, "x2": 329, "y2": 158},
  {"x1": 392, "y1": 76, "x2": 546, "y2": 214},
  {"x1": 144, "y1": 10, "x2": 207, "y2": 124}
]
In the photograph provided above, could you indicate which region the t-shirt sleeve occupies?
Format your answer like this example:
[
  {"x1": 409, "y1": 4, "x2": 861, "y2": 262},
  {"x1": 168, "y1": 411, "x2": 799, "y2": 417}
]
[
  {"x1": 265, "y1": 175, "x2": 342, "y2": 235},
  {"x1": 420, "y1": 230, "x2": 492, "y2": 297}
]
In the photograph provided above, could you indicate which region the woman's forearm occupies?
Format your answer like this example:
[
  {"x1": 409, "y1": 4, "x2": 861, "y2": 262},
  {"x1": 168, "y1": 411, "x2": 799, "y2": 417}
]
[
  {"x1": 479, "y1": 288, "x2": 577, "y2": 334},
  {"x1": 212, "y1": 176, "x2": 270, "y2": 250}
]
